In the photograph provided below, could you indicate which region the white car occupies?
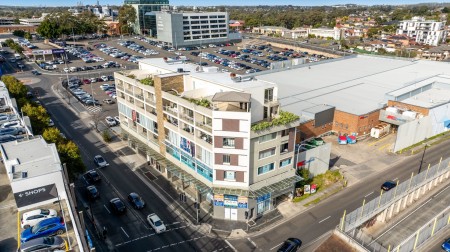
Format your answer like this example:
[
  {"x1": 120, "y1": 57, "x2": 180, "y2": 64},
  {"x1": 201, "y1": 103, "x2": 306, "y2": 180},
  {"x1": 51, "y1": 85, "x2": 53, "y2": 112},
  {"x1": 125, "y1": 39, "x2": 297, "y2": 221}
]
[
  {"x1": 63, "y1": 68, "x2": 69, "y2": 73},
  {"x1": 105, "y1": 116, "x2": 117, "y2": 127},
  {"x1": 147, "y1": 213, "x2": 166, "y2": 233},
  {"x1": 21, "y1": 209, "x2": 57, "y2": 229},
  {"x1": 101, "y1": 76, "x2": 108, "y2": 82},
  {"x1": 100, "y1": 84, "x2": 110, "y2": 91},
  {"x1": 48, "y1": 119, "x2": 54, "y2": 127},
  {"x1": 94, "y1": 154, "x2": 109, "y2": 167},
  {"x1": 90, "y1": 78, "x2": 97, "y2": 83}
]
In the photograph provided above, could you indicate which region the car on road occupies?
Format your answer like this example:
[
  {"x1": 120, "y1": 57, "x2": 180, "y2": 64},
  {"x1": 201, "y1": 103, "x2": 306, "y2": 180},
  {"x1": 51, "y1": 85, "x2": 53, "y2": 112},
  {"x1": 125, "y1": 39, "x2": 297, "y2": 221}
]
[
  {"x1": 94, "y1": 155, "x2": 109, "y2": 167},
  {"x1": 19, "y1": 236, "x2": 66, "y2": 252},
  {"x1": 86, "y1": 185, "x2": 100, "y2": 200},
  {"x1": 110, "y1": 198, "x2": 127, "y2": 215},
  {"x1": 381, "y1": 180, "x2": 397, "y2": 191},
  {"x1": 21, "y1": 209, "x2": 58, "y2": 229},
  {"x1": 20, "y1": 217, "x2": 66, "y2": 243},
  {"x1": 83, "y1": 99, "x2": 100, "y2": 106},
  {"x1": 442, "y1": 238, "x2": 450, "y2": 251},
  {"x1": 31, "y1": 70, "x2": 41, "y2": 75},
  {"x1": 103, "y1": 99, "x2": 115, "y2": 104},
  {"x1": 147, "y1": 213, "x2": 166, "y2": 233},
  {"x1": 277, "y1": 238, "x2": 302, "y2": 252},
  {"x1": 114, "y1": 116, "x2": 120, "y2": 124},
  {"x1": 85, "y1": 170, "x2": 101, "y2": 183},
  {"x1": 105, "y1": 116, "x2": 117, "y2": 127},
  {"x1": 48, "y1": 119, "x2": 54, "y2": 127},
  {"x1": 128, "y1": 192, "x2": 145, "y2": 209}
]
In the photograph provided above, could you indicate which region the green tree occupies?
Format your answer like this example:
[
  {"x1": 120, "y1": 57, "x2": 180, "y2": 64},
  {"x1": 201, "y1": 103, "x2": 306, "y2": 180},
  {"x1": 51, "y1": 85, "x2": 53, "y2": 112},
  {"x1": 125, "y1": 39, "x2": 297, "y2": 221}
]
[
  {"x1": 24, "y1": 32, "x2": 32, "y2": 40},
  {"x1": 12, "y1": 30, "x2": 25, "y2": 37},
  {"x1": 367, "y1": 27, "x2": 380, "y2": 38},
  {"x1": 21, "y1": 103, "x2": 49, "y2": 134},
  {"x1": 36, "y1": 18, "x2": 60, "y2": 39},
  {"x1": 43, "y1": 127, "x2": 64, "y2": 144},
  {"x1": 1, "y1": 75, "x2": 27, "y2": 98},
  {"x1": 442, "y1": 7, "x2": 450, "y2": 13},
  {"x1": 118, "y1": 5, "x2": 136, "y2": 35}
]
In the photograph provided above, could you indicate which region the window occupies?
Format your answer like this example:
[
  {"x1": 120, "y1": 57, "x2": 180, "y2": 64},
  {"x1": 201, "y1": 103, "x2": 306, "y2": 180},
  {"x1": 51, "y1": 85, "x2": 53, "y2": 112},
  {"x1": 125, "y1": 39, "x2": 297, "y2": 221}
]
[
  {"x1": 259, "y1": 132, "x2": 277, "y2": 143},
  {"x1": 223, "y1": 138, "x2": 235, "y2": 148},
  {"x1": 281, "y1": 129, "x2": 290, "y2": 137},
  {"x1": 224, "y1": 171, "x2": 235, "y2": 180},
  {"x1": 264, "y1": 88, "x2": 274, "y2": 102},
  {"x1": 280, "y1": 158, "x2": 292, "y2": 167},
  {"x1": 259, "y1": 148, "x2": 276, "y2": 159},
  {"x1": 280, "y1": 143, "x2": 289, "y2": 153},
  {"x1": 257, "y1": 163, "x2": 275, "y2": 175},
  {"x1": 223, "y1": 154, "x2": 231, "y2": 164}
]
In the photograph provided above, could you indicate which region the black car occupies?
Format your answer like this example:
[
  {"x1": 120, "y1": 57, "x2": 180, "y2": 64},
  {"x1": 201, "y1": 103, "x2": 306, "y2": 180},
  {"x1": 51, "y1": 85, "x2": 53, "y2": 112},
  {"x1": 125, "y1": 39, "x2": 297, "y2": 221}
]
[
  {"x1": 85, "y1": 170, "x2": 101, "y2": 183},
  {"x1": 110, "y1": 198, "x2": 126, "y2": 214},
  {"x1": 84, "y1": 99, "x2": 101, "y2": 106},
  {"x1": 31, "y1": 70, "x2": 41, "y2": 75},
  {"x1": 128, "y1": 192, "x2": 145, "y2": 209},
  {"x1": 87, "y1": 185, "x2": 99, "y2": 200},
  {"x1": 277, "y1": 238, "x2": 302, "y2": 252},
  {"x1": 107, "y1": 75, "x2": 114, "y2": 81},
  {"x1": 381, "y1": 180, "x2": 397, "y2": 191}
]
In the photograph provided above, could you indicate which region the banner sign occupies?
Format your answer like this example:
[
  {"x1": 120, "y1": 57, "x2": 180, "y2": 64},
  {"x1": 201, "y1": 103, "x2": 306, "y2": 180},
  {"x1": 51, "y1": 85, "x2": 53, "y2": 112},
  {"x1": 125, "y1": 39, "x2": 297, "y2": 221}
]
[
  {"x1": 213, "y1": 194, "x2": 224, "y2": 207},
  {"x1": 311, "y1": 184, "x2": 317, "y2": 194},
  {"x1": 237, "y1": 196, "x2": 248, "y2": 209},
  {"x1": 304, "y1": 184, "x2": 311, "y2": 194},
  {"x1": 52, "y1": 49, "x2": 65, "y2": 54},
  {"x1": 224, "y1": 194, "x2": 238, "y2": 208}
]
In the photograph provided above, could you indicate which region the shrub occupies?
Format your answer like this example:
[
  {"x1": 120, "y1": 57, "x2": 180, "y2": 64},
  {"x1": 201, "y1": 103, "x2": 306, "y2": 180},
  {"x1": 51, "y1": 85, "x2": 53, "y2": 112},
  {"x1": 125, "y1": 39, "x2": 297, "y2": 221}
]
[{"x1": 102, "y1": 130, "x2": 112, "y2": 142}]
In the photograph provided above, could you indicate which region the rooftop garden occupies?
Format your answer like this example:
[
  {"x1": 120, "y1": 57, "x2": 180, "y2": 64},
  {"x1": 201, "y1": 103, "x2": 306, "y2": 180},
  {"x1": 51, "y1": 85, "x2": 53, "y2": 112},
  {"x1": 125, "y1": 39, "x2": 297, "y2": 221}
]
[
  {"x1": 126, "y1": 74, "x2": 136, "y2": 79},
  {"x1": 183, "y1": 97, "x2": 211, "y2": 108},
  {"x1": 140, "y1": 77, "x2": 154, "y2": 86},
  {"x1": 251, "y1": 111, "x2": 299, "y2": 131}
]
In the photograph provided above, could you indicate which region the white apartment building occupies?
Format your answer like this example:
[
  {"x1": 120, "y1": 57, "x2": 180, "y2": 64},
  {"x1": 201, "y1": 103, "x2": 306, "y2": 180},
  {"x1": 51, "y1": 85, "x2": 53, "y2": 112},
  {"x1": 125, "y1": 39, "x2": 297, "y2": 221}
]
[
  {"x1": 397, "y1": 16, "x2": 447, "y2": 46},
  {"x1": 156, "y1": 11, "x2": 241, "y2": 48},
  {"x1": 114, "y1": 58, "x2": 300, "y2": 221}
]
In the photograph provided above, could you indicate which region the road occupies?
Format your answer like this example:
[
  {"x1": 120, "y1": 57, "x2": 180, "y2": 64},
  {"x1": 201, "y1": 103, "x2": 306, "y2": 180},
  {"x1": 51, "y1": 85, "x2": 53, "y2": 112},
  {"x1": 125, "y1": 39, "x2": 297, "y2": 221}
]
[
  {"x1": 19, "y1": 70, "x2": 232, "y2": 252},
  {"x1": 228, "y1": 140, "x2": 450, "y2": 251}
]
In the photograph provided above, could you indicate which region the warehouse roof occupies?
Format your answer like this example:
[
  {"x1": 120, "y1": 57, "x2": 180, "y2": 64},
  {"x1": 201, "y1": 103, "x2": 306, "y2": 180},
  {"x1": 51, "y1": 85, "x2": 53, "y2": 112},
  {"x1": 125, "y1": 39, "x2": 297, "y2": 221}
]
[{"x1": 256, "y1": 55, "x2": 450, "y2": 116}]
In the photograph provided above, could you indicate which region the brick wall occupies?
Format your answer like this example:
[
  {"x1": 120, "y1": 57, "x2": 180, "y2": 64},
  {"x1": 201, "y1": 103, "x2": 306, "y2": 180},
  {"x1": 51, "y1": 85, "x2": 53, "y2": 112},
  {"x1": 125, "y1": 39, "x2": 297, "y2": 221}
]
[
  {"x1": 298, "y1": 120, "x2": 333, "y2": 141},
  {"x1": 0, "y1": 25, "x2": 37, "y2": 34},
  {"x1": 160, "y1": 74, "x2": 184, "y2": 93},
  {"x1": 333, "y1": 109, "x2": 380, "y2": 136},
  {"x1": 153, "y1": 76, "x2": 166, "y2": 155},
  {"x1": 387, "y1": 101, "x2": 429, "y2": 116}
]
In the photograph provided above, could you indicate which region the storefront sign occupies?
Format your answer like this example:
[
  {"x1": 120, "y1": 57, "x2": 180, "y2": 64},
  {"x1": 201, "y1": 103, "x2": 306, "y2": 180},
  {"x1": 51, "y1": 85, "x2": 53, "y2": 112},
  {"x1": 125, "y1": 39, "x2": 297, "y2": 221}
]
[
  {"x1": 257, "y1": 193, "x2": 271, "y2": 202},
  {"x1": 237, "y1": 196, "x2": 248, "y2": 209},
  {"x1": 311, "y1": 184, "x2": 317, "y2": 194},
  {"x1": 52, "y1": 49, "x2": 65, "y2": 54},
  {"x1": 224, "y1": 194, "x2": 238, "y2": 208},
  {"x1": 13, "y1": 184, "x2": 58, "y2": 208},
  {"x1": 304, "y1": 184, "x2": 311, "y2": 194},
  {"x1": 213, "y1": 194, "x2": 224, "y2": 207},
  {"x1": 180, "y1": 137, "x2": 194, "y2": 156}
]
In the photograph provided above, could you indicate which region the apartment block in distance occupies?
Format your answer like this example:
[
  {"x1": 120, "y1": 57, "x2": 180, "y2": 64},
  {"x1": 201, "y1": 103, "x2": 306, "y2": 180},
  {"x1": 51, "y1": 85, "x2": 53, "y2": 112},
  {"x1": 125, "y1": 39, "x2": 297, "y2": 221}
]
[
  {"x1": 156, "y1": 11, "x2": 242, "y2": 48},
  {"x1": 397, "y1": 16, "x2": 447, "y2": 46},
  {"x1": 124, "y1": 0, "x2": 169, "y2": 36},
  {"x1": 114, "y1": 58, "x2": 300, "y2": 221}
]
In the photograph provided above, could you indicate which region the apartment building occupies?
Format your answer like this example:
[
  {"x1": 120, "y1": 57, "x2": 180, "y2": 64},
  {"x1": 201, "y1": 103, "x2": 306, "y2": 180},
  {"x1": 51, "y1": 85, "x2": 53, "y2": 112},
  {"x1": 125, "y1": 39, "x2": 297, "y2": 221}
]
[
  {"x1": 397, "y1": 16, "x2": 447, "y2": 46},
  {"x1": 156, "y1": 11, "x2": 241, "y2": 47},
  {"x1": 0, "y1": 17, "x2": 15, "y2": 25},
  {"x1": 114, "y1": 58, "x2": 300, "y2": 221},
  {"x1": 124, "y1": 0, "x2": 169, "y2": 36}
]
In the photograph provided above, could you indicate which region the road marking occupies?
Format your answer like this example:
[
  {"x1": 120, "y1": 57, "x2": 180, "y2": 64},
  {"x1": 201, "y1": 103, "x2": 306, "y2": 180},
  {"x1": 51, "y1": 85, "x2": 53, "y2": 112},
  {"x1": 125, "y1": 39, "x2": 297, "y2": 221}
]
[
  {"x1": 392, "y1": 178, "x2": 398, "y2": 181},
  {"x1": 368, "y1": 136, "x2": 389, "y2": 146},
  {"x1": 365, "y1": 191, "x2": 374, "y2": 198},
  {"x1": 433, "y1": 185, "x2": 450, "y2": 198},
  {"x1": 270, "y1": 242, "x2": 284, "y2": 250},
  {"x1": 247, "y1": 237, "x2": 257, "y2": 247},
  {"x1": 103, "y1": 205, "x2": 111, "y2": 214},
  {"x1": 378, "y1": 143, "x2": 391, "y2": 151},
  {"x1": 318, "y1": 216, "x2": 331, "y2": 223},
  {"x1": 121, "y1": 227, "x2": 130, "y2": 238},
  {"x1": 165, "y1": 222, "x2": 180, "y2": 226},
  {"x1": 225, "y1": 240, "x2": 237, "y2": 252}
]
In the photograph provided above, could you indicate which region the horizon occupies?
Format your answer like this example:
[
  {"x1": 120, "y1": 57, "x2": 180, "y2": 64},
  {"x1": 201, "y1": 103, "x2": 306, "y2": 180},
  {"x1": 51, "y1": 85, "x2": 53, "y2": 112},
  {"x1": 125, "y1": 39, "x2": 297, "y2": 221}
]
[{"x1": 1, "y1": 0, "x2": 447, "y2": 7}]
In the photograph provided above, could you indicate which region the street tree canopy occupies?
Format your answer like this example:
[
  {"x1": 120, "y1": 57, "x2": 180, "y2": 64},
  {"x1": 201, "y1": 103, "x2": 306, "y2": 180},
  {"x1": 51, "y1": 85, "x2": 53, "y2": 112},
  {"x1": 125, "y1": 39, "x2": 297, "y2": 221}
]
[{"x1": 118, "y1": 5, "x2": 136, "y2": 34}]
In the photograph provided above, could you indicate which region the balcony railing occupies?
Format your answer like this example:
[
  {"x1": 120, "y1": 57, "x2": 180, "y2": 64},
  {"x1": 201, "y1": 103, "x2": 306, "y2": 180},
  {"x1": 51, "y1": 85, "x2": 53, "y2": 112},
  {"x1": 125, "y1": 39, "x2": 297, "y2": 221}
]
[
  {"x1": 116, "y1": 83, "x2": 124, "y2": 90},
  {"x1": 163, "y1": 106, "x2": 178, "y2": 116},
  {"x1": 136, "y1": 94, "x2": 144, "y2": 101},
  {"x1": 125, "y1": 89, "x2": 133, "y2": 95},
  {"x1": 199, "y1": 133, "x2": 212, "y2": 145},
  {"x1": 180, "y1": 114, "x2": 194, "y2": 124},
  {"x1": 196, "y1": 122, "x2": 212, "y2": 133},
  {"x1": 182, "y1": 126, "x2": 194, "y2": 135}
]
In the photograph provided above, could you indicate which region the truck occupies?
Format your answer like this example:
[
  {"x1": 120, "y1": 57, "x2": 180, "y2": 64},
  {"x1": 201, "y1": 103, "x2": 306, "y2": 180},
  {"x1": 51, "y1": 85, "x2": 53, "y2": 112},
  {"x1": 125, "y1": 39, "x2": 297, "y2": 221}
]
[{"x1": 370, "y1": 123, "x2": 391, "y2": 139}]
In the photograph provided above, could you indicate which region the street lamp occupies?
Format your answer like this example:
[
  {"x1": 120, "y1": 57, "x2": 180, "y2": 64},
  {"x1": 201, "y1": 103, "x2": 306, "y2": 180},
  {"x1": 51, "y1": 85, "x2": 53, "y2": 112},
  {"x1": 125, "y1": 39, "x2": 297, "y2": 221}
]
[{"x1": 418, "y1": 139, "x2": 429, "y2": 174}]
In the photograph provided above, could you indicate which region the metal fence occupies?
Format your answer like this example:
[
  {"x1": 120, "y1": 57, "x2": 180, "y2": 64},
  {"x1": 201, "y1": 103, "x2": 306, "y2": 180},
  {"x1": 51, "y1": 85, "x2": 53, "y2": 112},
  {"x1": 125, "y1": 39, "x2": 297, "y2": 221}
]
[
  {"x1": 342, "y1": 157, "x2": 450, "y2": 232},
  {"x1": 393, "y1": 206, "x2": 450, "y2": 252}
]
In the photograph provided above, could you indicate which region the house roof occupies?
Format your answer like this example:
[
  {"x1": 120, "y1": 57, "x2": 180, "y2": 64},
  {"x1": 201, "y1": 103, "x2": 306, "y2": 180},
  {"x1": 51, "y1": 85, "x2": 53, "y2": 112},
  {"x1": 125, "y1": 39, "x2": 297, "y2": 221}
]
[{"x1": 212, "y1": 91, "x2": 251, "y2": 103}]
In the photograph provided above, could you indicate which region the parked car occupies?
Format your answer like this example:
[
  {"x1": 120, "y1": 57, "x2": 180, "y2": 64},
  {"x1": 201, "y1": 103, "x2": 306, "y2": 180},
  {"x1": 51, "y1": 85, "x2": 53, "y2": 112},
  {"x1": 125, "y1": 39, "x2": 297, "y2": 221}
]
[
  {"x1": 48, "y1": 119, "x2": 55, "y2": 127},
  {"x1": 110, "y1": 198, "x2": 127, "y2": 215},
  {"x1": 381, "y1": 180, "x2": 396, "y2": 191},
  {"x1": 86, "y1": 185, "x2": 100, "y2": 200},
  {"x1": 100, "y1": 84, "x2": 110, "y2": 91},
  {"x1": 105, "y1": 116, "x2": 117, "y2": 127},
  {"x1": 20, "y1": 217, "x2": 66, "y2": 243},
  {"x1": 101, "y1": 75, "x2": 109, "y2": 82},
  {"x1": 0, "y1": 127, "x2": 25, "y2": 136},
  {"x1": 85, "y1": 170, "x2": 101, "y2": 183},
  {"x1": 1, "y1": 120, "x2": 21, "y2": 128},
  {"x1": 128, "y1": 192, "x2": 145, "y2": 209},
  {"x1": 19, "y1": 236, "x2": 66, "y2": 252},
  {"x1": 277, "y1": 238, "x2": 302, "y2": 252},
  {"x1": 114, "y1": 116, "x2": 120, "y2": 124},
  {"x1": 0, "y1": 134, "x2": 17, "y2": 143},
  {"x1": 21, "y1": 209, "x2": 58, "y2": 229},
  {"x1": 442, "y1": 238, "x2": 450, "y2": 252},
  {"x1": 94, "y1": 155, "x2": 109, "y2": 167},
  {"x1": 103, "y1": 99, "x2": 115, "y2": 104},
  {"x1": 147, "y1": 213, "x2": 166, "y2": 233}
]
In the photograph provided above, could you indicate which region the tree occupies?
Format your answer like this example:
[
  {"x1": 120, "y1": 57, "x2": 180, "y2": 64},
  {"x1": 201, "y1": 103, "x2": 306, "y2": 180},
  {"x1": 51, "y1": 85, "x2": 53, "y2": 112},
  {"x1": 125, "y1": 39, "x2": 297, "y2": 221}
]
[
  {"x1": 36, "y1": 18, "x2": 60, "y2": 39},
  {"x1": 43, "y1": 127, "x2": 64, "y2": 144},
  {"x1": 21, "y1": 103, "x2": 50, "y2": 134},
  {"x1": 12, "y1": 30, "x2": 25, "y2": 37},
  {"x1": 367, "y1": 28, "x2": 380, "y2": 38},
  {"x1": 91, "y1": 110, "x2": 105, "y2": 132},
  {"x1": 24, "y1": 32, "x2": 32, "y2": 40},
  {"x1": 443, "y1": 7, "x2": 450, "y2": 14},
  {"x1": 118, "y1": 5, "x2": 136, "y2": 35},
  {"x1": 1, "y1": 75, "x2": 27, "y2": 98}
]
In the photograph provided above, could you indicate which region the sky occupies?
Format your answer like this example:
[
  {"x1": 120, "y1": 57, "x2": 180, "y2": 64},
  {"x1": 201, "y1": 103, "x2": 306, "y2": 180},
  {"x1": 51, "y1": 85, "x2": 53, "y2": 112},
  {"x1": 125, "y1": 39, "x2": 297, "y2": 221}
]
[{"x1": 7, "y1": 0, "x2": 449, "y2": 7}]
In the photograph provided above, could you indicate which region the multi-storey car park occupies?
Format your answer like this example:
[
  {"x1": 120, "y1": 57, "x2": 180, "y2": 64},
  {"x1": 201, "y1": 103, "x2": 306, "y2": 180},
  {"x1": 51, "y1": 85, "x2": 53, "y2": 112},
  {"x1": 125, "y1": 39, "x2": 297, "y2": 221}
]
[{"x1": 114, "y1": 53, "x2": 450, "y2": 222}]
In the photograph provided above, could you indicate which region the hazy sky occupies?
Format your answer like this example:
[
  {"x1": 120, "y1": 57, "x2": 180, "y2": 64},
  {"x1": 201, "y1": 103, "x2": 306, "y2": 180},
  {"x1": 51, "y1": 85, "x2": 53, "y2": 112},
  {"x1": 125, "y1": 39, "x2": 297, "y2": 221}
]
[{"x1": 9, "y1": 0, "x2": 449, "y2": 7}]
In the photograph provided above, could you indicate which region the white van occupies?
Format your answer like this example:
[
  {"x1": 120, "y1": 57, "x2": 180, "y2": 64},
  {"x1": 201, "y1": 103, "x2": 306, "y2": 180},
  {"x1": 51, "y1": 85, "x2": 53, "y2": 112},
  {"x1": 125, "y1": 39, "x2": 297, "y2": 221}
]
[{"x1": 14, "y1": 53, "x2": 22, "y2": 60}]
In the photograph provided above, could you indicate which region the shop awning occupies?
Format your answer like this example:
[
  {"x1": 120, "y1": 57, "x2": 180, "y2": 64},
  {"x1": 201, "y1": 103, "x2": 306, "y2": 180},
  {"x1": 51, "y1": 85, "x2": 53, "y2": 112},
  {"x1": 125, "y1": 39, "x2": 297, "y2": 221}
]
[
  {"x1": 213, "y1": 187, "x2": 250, "y2": 197},
  {"x1": 249, "y1": 175, "x2": 302, "y2": 198},
  {"x1": 166, "y1": 165, "x2": 212, "y2": 195}
]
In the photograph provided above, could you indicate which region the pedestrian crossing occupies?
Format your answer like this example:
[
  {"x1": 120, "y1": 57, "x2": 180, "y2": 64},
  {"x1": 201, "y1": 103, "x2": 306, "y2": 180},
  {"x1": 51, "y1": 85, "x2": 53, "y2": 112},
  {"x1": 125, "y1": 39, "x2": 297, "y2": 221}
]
[{"x1": 84, "y1": 105, "x2": 103, "y2": 113}]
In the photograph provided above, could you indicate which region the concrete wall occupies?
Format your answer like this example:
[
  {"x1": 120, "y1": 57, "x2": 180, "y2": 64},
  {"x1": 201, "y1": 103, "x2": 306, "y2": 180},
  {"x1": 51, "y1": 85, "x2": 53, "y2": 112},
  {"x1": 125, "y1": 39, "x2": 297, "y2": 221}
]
[
  {"x1": 394, "y1": 116, "x2": 433, "y2": 152},
  {"x1": 296, "y1": 142, "x2": 331, "y2": 176},
  {"x1": 259, "y1": 41, "x2": 340, "y2": 59},
  {"x1": 429, "y1": 103, "x2": 450, "y2": 135},
  {"x1": 387, "y1": 100, "x2": 430, "y2": 116}
]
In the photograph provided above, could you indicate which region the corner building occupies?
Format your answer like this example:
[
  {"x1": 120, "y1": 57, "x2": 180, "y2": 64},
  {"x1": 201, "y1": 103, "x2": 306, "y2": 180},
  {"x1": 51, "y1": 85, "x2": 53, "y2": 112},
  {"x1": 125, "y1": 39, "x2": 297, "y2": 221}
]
[{"x1": 114, "y1": 58, "x2": 301, "y2": 221}]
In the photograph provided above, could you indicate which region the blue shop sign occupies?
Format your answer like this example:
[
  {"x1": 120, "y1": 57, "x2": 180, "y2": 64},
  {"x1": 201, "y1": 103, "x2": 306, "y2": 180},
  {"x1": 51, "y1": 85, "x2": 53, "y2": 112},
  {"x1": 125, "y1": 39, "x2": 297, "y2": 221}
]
[{"x1": 257, "y1": 193, "x2": 271, "y2": 202}]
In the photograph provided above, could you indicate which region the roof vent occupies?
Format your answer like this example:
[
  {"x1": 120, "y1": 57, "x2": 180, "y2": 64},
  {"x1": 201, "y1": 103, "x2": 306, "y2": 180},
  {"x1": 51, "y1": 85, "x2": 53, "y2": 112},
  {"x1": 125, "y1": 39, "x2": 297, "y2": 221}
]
[
  {"x1": 21, "y1": 171, "x2": 27, "y2": 178},
  {"x1": 177, "y1": 68, "x2": 184, "y2": 73}
]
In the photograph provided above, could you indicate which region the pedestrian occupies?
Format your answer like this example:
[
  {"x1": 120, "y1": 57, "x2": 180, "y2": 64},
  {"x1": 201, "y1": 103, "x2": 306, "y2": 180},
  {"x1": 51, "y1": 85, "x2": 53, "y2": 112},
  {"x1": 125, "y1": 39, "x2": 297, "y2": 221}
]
[{"x1": 102, "y1": 226, "x2": 107, "y2": 239}]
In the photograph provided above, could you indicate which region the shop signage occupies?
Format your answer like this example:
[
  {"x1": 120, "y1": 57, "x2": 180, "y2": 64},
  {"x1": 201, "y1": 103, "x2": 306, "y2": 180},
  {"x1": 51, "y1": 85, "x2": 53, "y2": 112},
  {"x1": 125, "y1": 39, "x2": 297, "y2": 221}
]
[
  {"x1": 237, "y1": 196, "x2": 248, "y2": 209},
  {"x1": 13, "y1": 184, "x2": 58, "y2": 208},
  {"x1": 311, "y1": 184, "x2": 317, "y2": 194},
  {"x1": 213, "y1": 194, "x2": 224, "y2": 207},
  {"x1": 256, "y1": 193, "x2": 271, "y2": 202},
  {"x1": 386, "y1": 115, "x2": 406, "y2": 122},
  {"x1": 52, "y1": 49, "x2": 65, "y2": 54},
  {"x1": 224, "y1": 194, "x2": 238, "y2": 208},
  {"x1": 304, "y1": 184, "x2": 311, "y2": 194}
]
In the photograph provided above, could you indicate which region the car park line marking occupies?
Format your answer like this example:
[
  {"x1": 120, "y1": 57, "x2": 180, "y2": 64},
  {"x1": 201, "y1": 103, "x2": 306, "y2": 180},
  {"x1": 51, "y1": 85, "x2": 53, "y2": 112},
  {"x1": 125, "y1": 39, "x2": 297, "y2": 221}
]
[
  {"x1": 392, "y1": 178, "x2": 398, "y2": 181},
  {"x1": 270, "y1": 242, "x2": 284, "y2": 250},
  {"x1": 121, "y1": 227, "x2": 130, "y2": 238},
  {"x1": 378, "y1": 143, "x2": 391, "y2": 151},
  {"x1": 103, "y1": 205, "x2": 111, "y2": 214},
  {"x1": 247, "y1": 238, "x2": 257, "y2": 247},
  {"x1": 365, "y1": 192, "x2": 374, "y2": 197},
  {"x1": 318, "y1": 216, "x2": 331, "y2": 223}
]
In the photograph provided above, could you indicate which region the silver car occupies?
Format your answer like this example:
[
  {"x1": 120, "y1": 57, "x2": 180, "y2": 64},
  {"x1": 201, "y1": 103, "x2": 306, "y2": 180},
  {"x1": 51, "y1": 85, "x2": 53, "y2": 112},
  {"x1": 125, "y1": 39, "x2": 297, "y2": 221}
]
[{"x1": 19, "y1": 236, "x2": 66, "y2": 252}]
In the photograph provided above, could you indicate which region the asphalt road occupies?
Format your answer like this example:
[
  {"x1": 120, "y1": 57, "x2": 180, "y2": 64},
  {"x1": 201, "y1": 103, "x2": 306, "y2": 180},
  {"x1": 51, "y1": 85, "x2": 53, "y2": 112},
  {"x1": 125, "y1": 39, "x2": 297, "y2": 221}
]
[
  {"x1": 15, "y1": 69, "x2": 232, "y2": 252},
  {"x1": 228, "y1": 140, "x2": 450, "y2": 251}
]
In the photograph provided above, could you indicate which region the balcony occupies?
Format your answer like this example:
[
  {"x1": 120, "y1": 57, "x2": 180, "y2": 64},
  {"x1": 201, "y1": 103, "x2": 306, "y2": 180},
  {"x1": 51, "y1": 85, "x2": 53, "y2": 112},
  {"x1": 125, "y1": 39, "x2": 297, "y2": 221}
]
[
  {"x1": 163, "y1": 106, "x2": 178, "y2": 117},
  {"x1": 196, "y1": 121, "x2": 212, "y2": 133},
  {"x1": 179, "y1": 114, "x2": 194, "y2": 124},
  {"x1": 125, "y1": 88, "x2": 133, "y2": 95},
  {"x1": 136, "y1": 94, "x2": 144, "y2": 101},
  {"x1": 181, "y1": 123, "x2": 194, "y2": 135},
  {"x1": 198, "y1": 132, "x2": 212, "y2": 145},
  {"x1": 116, "y1": 83, "x2": 124, "y2": 90}
]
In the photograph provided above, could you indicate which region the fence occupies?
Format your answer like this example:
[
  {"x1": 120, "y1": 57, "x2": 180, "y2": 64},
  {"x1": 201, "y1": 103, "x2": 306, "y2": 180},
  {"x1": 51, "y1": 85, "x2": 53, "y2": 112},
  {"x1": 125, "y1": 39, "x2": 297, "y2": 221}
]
[
  {"x1": 393, "y1": 206, "x2": 450, "y2": 252},
  {"x1": 342, "y1": 157, "x2": 450, "y2": 232}
]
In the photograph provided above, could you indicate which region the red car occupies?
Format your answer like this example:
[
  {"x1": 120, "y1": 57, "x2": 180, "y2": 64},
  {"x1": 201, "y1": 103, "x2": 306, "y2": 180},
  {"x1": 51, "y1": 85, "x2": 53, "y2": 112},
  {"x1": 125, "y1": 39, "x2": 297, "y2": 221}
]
[{"x1": 83, "y1": 79, "x2": 91, "y2": 84}]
